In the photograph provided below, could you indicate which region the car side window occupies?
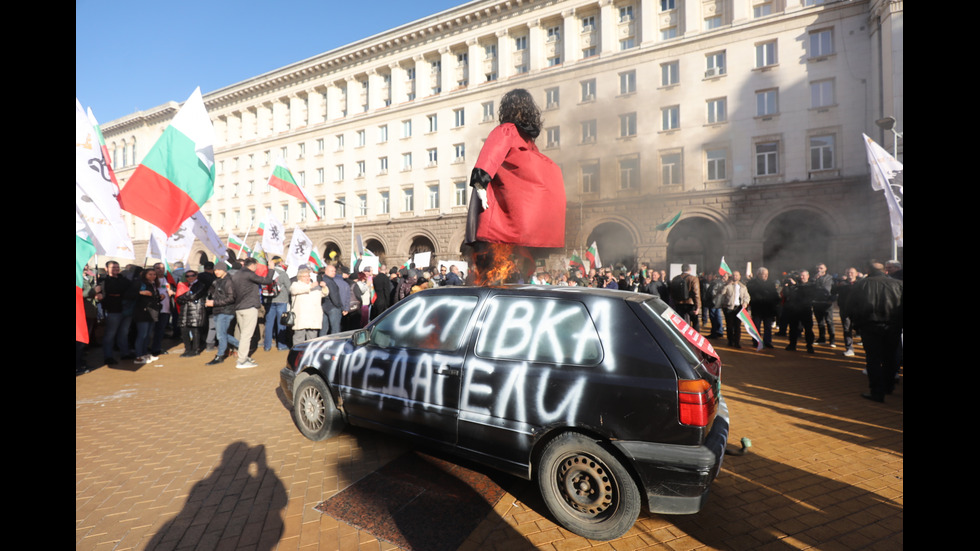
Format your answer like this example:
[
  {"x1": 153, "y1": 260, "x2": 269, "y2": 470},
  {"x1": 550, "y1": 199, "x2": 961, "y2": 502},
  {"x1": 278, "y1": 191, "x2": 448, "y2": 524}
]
[
  {"x1": 370, "y1": 294, "x2": 478, "y2": 352},
  {"x1": 476, "y1": 296, "x2": 602, "y2": 365}
]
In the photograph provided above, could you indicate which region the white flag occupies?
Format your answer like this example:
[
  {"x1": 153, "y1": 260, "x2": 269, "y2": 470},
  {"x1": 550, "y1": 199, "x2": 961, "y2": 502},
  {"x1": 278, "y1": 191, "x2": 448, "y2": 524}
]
[
  {"x1": 863, "y1": 134, "x2": 903, "y2": 247},
  {"x1": 286, "y1": 227, "x2": 313, "y2": 278},
  {"x1": 262, "y1": 210, "x2": 287, "y2": 256},
  {"x1": 75, "y1": 99, "x2": 135, "y2": 259},
  {"x1": 189, "y1": 210, "x2": 225, "y2": 259}
]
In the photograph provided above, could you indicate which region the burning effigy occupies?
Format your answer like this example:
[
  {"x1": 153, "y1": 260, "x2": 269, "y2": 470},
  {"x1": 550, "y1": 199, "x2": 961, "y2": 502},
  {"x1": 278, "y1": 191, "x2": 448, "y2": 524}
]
[{"x1": 464, "y1": 89, "x2": 566, "y2": 284}]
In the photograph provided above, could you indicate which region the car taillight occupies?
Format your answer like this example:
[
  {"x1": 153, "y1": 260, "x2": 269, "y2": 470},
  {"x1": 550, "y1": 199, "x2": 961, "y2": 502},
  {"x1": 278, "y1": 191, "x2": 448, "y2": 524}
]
[{"x1": 678, "y1": 379, "x2": 717, "y2": 427}]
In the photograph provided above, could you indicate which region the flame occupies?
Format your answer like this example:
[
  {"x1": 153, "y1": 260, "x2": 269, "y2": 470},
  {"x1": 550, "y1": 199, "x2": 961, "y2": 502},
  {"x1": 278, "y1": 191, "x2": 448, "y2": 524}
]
[{"x1": 471, "y1": 243, "x2": 535, "y2": 286}]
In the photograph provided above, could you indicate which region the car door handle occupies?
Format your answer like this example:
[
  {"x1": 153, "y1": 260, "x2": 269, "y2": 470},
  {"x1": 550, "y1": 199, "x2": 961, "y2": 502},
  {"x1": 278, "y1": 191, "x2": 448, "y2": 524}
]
[{"x1": 436, "y1": 367, "x2": 461, "y2": 377}]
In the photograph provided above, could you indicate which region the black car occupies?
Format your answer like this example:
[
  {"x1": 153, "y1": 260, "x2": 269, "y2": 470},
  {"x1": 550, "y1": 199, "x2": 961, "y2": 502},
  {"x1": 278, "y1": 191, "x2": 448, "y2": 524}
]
[{"x1": 280, "y1": 285, "x2": 728, "y2": 540}]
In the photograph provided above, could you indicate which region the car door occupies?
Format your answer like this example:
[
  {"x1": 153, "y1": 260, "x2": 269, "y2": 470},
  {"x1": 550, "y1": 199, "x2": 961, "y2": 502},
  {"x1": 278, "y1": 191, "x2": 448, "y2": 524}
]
[
  {"x1": 456, "y1": 294, "x2": 605, "y2": 470},
  {"x1": 339, "y1": 291, "x2": 480, "y2": 445}
]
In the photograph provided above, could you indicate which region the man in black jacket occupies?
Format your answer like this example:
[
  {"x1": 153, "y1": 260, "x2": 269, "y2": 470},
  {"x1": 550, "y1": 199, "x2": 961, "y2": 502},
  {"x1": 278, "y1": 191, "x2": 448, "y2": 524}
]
[
  {"x1": 847, "y1": 260, "x2": 903, "y2": 402},
  {"x1": 232, "y1": 258, "x2": 276, "y2": 368},
  {"x1": 746, "y1": 267, "x2": 779, "y2": 348},
  {"x1": 318, "y1": 264, "x2": 345, "y2": 336},
  {"x1": 204, "y1": 264, "x2": 240, "y2": 365}
]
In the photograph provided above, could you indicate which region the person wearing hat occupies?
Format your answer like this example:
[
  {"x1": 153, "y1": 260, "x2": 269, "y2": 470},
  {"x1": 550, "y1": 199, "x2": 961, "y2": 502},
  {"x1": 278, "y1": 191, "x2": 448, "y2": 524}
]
[{"x1": 204, "y1": 263, "x2": 240, "y2": 365}]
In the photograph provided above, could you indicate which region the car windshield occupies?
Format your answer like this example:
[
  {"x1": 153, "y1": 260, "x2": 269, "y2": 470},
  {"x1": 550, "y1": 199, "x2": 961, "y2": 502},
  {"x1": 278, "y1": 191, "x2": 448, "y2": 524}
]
[{"x1": 636, "y1": 298, "x2": 702, "y2": 368}]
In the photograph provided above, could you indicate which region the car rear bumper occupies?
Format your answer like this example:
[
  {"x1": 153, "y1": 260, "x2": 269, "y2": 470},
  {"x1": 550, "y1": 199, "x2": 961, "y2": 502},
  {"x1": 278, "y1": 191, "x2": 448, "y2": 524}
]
[{"x1": 611, "y1": 395, "x2": 729, "y2": 514}]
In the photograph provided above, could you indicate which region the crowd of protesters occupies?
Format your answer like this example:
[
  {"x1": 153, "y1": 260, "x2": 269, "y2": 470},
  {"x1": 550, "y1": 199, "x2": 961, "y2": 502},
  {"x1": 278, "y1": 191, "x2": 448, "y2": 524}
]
[{"x1": 77, "y1": 253, "x2": 902, "y2": 402}]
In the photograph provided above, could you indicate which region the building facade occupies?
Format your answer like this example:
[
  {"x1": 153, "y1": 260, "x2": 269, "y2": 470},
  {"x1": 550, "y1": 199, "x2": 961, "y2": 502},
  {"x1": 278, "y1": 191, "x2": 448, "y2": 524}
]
[{"x1": 102, "y1": 0, "x2": 903, "y2": 277}]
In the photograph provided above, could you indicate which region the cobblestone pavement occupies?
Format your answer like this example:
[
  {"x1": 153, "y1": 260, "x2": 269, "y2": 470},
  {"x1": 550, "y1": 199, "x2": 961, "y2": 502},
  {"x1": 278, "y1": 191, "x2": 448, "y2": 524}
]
[{"x1": 77, "y1": 319, "x2": 902, "y2": 550}]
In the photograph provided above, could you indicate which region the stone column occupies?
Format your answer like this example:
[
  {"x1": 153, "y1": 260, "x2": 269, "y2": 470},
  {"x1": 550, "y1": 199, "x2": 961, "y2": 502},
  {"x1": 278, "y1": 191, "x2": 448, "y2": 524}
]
[
  {"x1": 599, "y1": 0, "x2": 616, "y2": 54},
  {"x1": 562, "y1": 8, "x2": 579, "y2": 63},
  {"x1": 467, "y1": 38, "x2": 482, "y2": 87},
  {"x1": 389, "y1": 62, "x2": 407, "y2": 104},
  {"x1": 414, "y1": 54, "x2": 431, "y2": 98},
  {"x1": 496, "y1": 28, "x2": 511, "y2": 80},
  {"x1": 528, "y1": 19, "x2": 543, "y2": 72},
  {"x1": 439, "y1": 47, "x2": 453, "y2": 93}
]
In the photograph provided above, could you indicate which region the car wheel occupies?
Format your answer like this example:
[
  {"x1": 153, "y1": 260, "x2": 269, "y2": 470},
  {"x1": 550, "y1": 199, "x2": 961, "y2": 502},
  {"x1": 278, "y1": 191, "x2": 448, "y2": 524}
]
[
  {"x1": 293, "y1": 375, "x2": 344, "y2": 441},
  {"x1": 537, "y1": 433, "x2": 641, "y2": 541}
]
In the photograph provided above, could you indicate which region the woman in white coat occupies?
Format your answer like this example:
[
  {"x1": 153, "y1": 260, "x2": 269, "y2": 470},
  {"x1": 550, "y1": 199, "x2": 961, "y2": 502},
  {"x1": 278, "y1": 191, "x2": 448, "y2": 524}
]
[{"x1": 289, "y1": 267, "x2": 326, "y2": 344}]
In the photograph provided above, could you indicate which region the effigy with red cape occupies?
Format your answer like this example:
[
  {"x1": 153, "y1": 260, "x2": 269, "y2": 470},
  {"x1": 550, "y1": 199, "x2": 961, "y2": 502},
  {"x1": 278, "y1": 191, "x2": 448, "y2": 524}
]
[{"x1": 465, "y1": 123, "x2": 565, "y2": 248}]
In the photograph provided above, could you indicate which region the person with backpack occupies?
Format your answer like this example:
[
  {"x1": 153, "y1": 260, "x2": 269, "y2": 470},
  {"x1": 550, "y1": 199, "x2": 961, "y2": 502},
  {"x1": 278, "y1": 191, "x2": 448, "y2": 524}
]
[{"x1": 670, "y1": 264, "x2": 701, "y2": 330}]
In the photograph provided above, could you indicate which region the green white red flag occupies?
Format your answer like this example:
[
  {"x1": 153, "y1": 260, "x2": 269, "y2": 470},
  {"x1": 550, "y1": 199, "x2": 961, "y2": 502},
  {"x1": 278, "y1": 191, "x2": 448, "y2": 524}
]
[
  {"x1": 267, "y1": 157, "x2": 321, "y2": 220},
  {"x1": 76, "y1": 232, "x2": 96, "y2": 343},
  {"x1": 585, "y1": 241, "x2": 602, "y2": 270},
  {"x1": 118, "y1": 87, "x2": 216, "y2": 236},
  {"x1": 228, "y1": 233, "x2": 250, "y2": 257},
  {"x1": 308, "y1": 248, "x2": 325, "y2": 271},
  {"x1": 569, "y1": 250, "x2": 586, "y2": 274},
  {"x1": 718, "y1": 256, "x2": 732, "y2": 276},
  {"x1": 737, "y1": 308, "x2": 764, "y2": 352}
]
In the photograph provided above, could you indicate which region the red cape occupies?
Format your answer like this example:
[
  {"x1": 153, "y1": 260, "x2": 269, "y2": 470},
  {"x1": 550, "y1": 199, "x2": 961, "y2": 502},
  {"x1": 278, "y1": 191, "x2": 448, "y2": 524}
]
[{"x1": 473, "y1": 124, "x2": 566, "y2": 248}]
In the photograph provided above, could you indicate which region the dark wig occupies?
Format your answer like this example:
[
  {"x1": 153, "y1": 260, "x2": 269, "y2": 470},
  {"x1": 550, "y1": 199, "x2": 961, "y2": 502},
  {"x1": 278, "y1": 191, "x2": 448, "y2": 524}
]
[{"x1": 498, "y1": 88, "x2": 542, "y2": 140}]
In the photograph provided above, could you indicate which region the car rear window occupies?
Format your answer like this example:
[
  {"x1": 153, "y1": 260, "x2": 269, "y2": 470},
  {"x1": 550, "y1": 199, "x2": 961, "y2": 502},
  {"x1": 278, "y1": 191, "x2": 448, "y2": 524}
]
[
  {"x1": 637, "y1": 298, "x2": 702, "y2": 368},
  {"x1": 476, "y1": 296, "x2": 602, "y2": 365}
]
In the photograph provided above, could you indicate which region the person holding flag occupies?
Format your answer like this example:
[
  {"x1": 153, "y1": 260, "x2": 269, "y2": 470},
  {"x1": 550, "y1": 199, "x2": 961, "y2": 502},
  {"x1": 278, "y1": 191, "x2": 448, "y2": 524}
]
[{"x1": 720, "y1": 271, "x2": 750, "y2": 348}]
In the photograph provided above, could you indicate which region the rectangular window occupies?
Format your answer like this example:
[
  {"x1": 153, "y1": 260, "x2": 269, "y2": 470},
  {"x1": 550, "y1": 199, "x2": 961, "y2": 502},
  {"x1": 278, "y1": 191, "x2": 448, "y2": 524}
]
[
  {"x1": 317, "y1": 168, "x2": 324, "y2": 184},
  {"x1": 356, "y1": 130, "x2": 366, "y2": 147},
  {"x1": 661, "y1": 27, "x2": 677, "y2": 40},
  {"x1": 485, "y1": 44, "x2": 497, "y2": 59},
  {"x1": 379, "y1": 156, "x2": 388, "y2": 174},
  {"x1": 428, "y1": 185, "x2": 440, "y2": 209},
  {"x1": 619, "y1": 70, "x2": 636, "y2": 95},
  {"x1": 402, "y1": 119, "x2": 412, "y2": 138},
  {"x1": 620, "y1": 38, "x2": 636, "y2": 50},
  {"x1": 298, "y1": 171, "x2": 306, "y2": 186},
  {"x1": 756, "y1": 89, "x2": 778, "y2": 116},
  {"x1": 358, "y1": 194, "x2": 367, "y2": 216},
  {"x1": 756, "y1": 142, "x2": 779, "y2": 175},
  {"x1": 661, "y1": 61, "x2": 679, "y2": 86},
  {"x1": 661, "y1": 153, "x2": 682, "y2": 185},
  {"x1": 336, "y1": 164, "x2": 344, "y2": 181},
  {"x1": 756, "y1": 41, "x2": 777, "y2": 68},
  {"x1": 378, "y1": 124, "x2": 388, "y2": 143},
  {"x1": 582, "y1": 162, "x2": 599, "y2": 193},
  {"x1": 335, "y1": 134, "x2": 344, "y2": 150},
  {"x1": 581, "y1": 120, "x2": 597, "y2": 143},
  {"x1": 427, "y1": 148, "x2": 438, "y2": 166},
  {"x1": 619, "y1": 157, "x2": 639, "y2": 189},
  {"x1": 316, "y1": 138, "x2": 325, "y2": 153},
  {"x1": 427, "y1": 114, "x2": 438, "y2": 133},
  {"x1": 581, "y1": 79, "x2": 596, "y2": 102},
  {"x1": 706, "y1": 149, "x2": 727, "y2": 181},
  {"x1": 403, "y1": 188, "x2": 414, "y2": 212},
  {"x1": 380, "y1": 191, "x2": 390, "y2": 214},
  {"x1": 582, "y1": 46, "x2": 598, "y2": 58},
  {"x1": 547, "y1": 26, "x2": 561, "y2": 42},
  {"x1": 706, "y1": 51, "x2": 726, "y2": 77},
  {"x1": 707, "y1": 98, "x2": 727, "y2": 124},
  {"x1": 704, "y1": 16, "x2": 722, "y2": 30},
  {"x1": 546, "y1": 87, "x2": 560, "y2": 109},
  {"x1": 548, "y1": 56, "x2": 561, "y2": 67},
  {"x1": 809, "y1": 29, "x2": 833, "y2": 58},
  {"x1": 620, "y1": 5, "x2": 634, "y2": 22},
  {"x1": 581, "y1": 15, "x2": 596, "y2": 31},
  {"x1": 661, "y1": 0, "x2": 675, "y2": 10},
  {"x1": 482, "y1": 101, "x2": 495, "y2": 122},
  {"x1": 811, "y1": 79, "x2": 835, "y2": 108},
  {"x1": 754, "y1": 2, "x2": 772, "y2": 17},
  {"x1": 356, "y1": 160, "x2": 366, "y2": 178},
  {"x1": 620, "y1": 113, "x2": 637, "y2": 137},
  {"x1": 454, "y1": 143, "x2": 465, "y2": 163},
  {"x1": 514, "y1": 35, "x2": 528, "y2": 51},
  {"x1": 454, "y1": 181, "x2": 467, "y2": 206},
  {"x1": 282, "y1": 203, "x2": 290, "y2": 223},
  {"x1": 546, "y1": 126, "x2": 560, "y2": 148},
  {"x1": 453, "y1": 108, "x2": 465, "y2": 127},
  {"x1": 810, "y1": 135, "x2": 835, "y2": 170},
  {"x1": 335, "y1": 198, "x2": 345, "y2": 219},
  {"x1": 402, "y1": 152, "x2": 412, "y2": 171},
  {"x1": 662, "y1": 106, "x2": 679, "y2": 130}
]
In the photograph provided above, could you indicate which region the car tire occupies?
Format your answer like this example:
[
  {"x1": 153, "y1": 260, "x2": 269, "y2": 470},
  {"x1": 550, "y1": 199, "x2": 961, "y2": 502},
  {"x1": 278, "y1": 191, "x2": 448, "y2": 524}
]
[
  {"x1": 537, "y1": 432, "x2": 641, "y2": 541},
  {"x1": 293, "y1": 375, "x2": 345, "y2": 441}
]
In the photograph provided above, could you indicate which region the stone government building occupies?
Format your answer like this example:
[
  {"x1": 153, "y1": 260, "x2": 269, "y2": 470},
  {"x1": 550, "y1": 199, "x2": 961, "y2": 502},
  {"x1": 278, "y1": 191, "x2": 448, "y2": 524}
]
[{"x1": 103, "y1": 0, "x2": 903, "y2": 277}]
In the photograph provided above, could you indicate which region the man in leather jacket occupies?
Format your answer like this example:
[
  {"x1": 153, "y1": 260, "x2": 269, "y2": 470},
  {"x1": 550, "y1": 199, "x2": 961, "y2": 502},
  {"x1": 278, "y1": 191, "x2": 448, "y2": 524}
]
[{"x1": 847, "y1": 260, "x2": 903, "y2": 402}]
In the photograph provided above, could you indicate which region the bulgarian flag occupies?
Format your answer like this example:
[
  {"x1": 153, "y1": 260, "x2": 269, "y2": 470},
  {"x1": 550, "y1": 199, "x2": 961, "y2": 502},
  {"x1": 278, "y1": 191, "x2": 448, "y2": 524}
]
[
  {"x1": 718, "y1": 256, "x2": 732, "y2": 277},
  {"x1": 737, "y1": 308, "x2": 764, "y2": 352},
  {"x1": 569, "y1": 250, "x2": 586, "y2": 274},
  {"x1": 119, "y1": 88, "x2": 216, "y2": 236},
  {"x1": 584, "y1": 241, "x2": 602, "y2": 270},
  {"x1": 268, "y1": 157, "x2": 321, "y2": 220},
  {"x1": 308, "y1": 248, "x2": 325, "y2": 271},
  {"x1": 76, "y1": 234, "x2": 96, "y2": 343},
  {"x1": 256, "y1": 220, "x2": 266, "y2": 235},
  {"x1": 228, "y1": 233, "x2": 250, "y2": 257}
]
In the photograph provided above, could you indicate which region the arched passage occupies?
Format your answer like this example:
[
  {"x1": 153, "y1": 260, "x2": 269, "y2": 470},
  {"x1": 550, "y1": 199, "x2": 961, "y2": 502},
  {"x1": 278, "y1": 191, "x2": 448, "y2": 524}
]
[
  {"x1": 585, "y1": 221, "x2": 636, "y2": 270},
  {"x1": 762, "y1": 210, "x2": 832, "y2": 277},
  {"x1": 666, "y1": 217, "x2": 725, "y2": 274}
]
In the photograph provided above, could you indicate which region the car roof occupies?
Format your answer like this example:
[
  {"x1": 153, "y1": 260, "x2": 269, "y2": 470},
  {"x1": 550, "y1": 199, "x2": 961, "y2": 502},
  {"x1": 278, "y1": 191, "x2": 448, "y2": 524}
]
[{"x1": 419, "y1": 284, "x2": 653, "y2": 303}]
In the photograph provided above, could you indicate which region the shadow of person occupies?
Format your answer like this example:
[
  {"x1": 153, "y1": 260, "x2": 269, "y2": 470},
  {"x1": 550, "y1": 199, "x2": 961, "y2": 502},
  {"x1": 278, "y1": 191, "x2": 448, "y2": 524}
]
[{"x1": 144, "y1": 442, "x2": 287, "y2": 551}]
